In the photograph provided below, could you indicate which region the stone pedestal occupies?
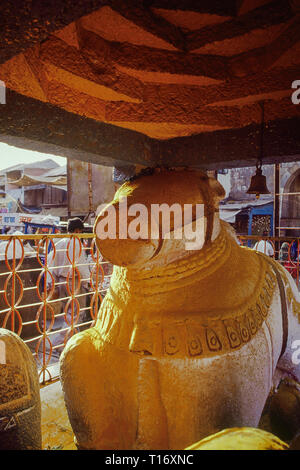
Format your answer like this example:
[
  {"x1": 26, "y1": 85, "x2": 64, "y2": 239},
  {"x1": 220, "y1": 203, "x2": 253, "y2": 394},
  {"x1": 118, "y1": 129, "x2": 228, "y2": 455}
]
[{"x1": 0, "y1": 328, "x2": 41, "y2": 450}]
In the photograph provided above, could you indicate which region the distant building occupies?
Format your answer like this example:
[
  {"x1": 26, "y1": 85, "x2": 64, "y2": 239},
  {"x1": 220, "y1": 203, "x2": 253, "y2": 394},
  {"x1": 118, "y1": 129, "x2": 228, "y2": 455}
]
[
  {"x1": 219, "y1": 162, "x2": 300, "y2": 237},
  {"x1": 0, "y1": 158, "x2": 115, "y2": 226},
  {"x1": 0, "y1": 159, "x2": 67, "y2": 217}
]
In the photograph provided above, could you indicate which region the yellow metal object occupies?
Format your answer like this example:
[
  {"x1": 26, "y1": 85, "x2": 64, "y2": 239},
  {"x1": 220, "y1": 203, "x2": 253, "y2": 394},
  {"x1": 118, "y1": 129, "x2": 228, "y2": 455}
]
[{"x1": 185, "y1": 428, "x2": 288, "y2": 450}]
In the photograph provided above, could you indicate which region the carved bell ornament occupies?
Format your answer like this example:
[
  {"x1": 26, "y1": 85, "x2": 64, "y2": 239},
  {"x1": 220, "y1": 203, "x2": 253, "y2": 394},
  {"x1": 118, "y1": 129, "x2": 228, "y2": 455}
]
[
  {"x1": 246, "y1": 101, "x2": 270, "y2": 199},
  {"x1": 246, "y1": 165, "x2": 270, "y2": 199}
]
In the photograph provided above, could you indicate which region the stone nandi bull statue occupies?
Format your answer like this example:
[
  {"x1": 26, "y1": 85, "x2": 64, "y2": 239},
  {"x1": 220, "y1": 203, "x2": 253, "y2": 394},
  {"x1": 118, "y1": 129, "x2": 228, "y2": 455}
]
[{"x1": 60, "y1": 169, "x2": 300, "y2": 450}]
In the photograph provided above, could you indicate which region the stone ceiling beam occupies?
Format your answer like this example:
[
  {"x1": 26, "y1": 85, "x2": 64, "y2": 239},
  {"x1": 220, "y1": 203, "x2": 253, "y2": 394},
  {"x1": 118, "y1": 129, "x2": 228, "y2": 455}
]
[
  {"x1": 77, "y1": 25, "x2": 230, "y2": 80},
  {"x1": 78, "y1": 20, "x2": 300, "y2": 81},
  {"x1": 0, "y1": 89, "x2": 155, "y2": 167},
  {"x1": 0, "y1": 0, "x2": 242, "y2": 66},
  {"x1": 159, "y1": 117, "x2": 300, "y2": 169},
  {"x1": 0, "y1": 90, "x2": 299, "y2": 170},
  {"x1": 2, "y1": 34, "x2": 296, "y2": 127},
  {"x1": 186, "y1": 0, "x2": 293, "y2": 52},
  {"x1": 0, "y1": 0, "x2": 107, "y2": 65},
  {"x1": 105, "y1": 96, "x2": 299, "y2": 128},
  {"x1": 229, "y1": 15, "x2": 300, "y2": 77},
  {"x1": 236, "y1": 0, "x2": 274, "y2": 16},
  {"x1": 146, "y1": 0, "x2": 238, "y2": 17},
  {"x1": 108, "y1": 0, "x2": 186, "y2": 51},
  {"x1": 23, "y1": 46, "x2": 49, "y2": 99},
  {"x1": 39, "y1": 36, "x2": 144, "y2": 102},
  {"x1": 144, "y1": 66, "x2": 298, "y2": 107},
  {"x1": 1, "y1": 1, "x2": 299, "y2": 147}
]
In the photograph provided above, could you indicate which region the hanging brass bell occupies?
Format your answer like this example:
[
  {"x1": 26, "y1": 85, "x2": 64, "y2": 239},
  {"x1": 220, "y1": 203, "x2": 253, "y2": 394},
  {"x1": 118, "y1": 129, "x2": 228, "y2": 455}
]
[
  {"x1": 247, "y1": 166, "x2": 270, "y2": 199},
  {"x1": 246, "y1": 102, "x2": 270, "y2": 199}
]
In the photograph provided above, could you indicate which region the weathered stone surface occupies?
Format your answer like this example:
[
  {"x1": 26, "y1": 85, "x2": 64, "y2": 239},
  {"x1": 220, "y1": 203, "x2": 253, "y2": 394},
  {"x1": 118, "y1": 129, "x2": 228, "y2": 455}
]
[
  {"x1": 0, "y1": 89, "x2": 299, "y2": 169},
  {"x1": 158, "y1": 117, "x2": 300, "y2": 169},
  {"x1": 0, "y1": 89, "x2": 155, "y2": 168},
  {"x1": 186, "y1": 0, "x2": 293, "y2": 52},
  {"x1": 0, "y1": 0, "x2": 106, "y2": 65},
  {"x1": 60, "y1": 170, "x2": 300, "y2": 449},
  {"x1": 40, "y1": 380, "x2": 75, "y2": 450},
  {"x1": 0, "y1": 328, "x2": 41, "y2": 450},
  {"x1": 0, "y1": 0, "x2": 300, "y2": 148}
]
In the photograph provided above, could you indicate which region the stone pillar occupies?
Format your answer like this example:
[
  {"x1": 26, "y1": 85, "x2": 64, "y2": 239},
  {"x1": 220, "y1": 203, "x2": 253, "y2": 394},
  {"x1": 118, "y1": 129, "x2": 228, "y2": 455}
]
[
  {"x1": 274, "y1": 163, "x2": 280, "y2": 257},
  {"x1": 0, "y1": 328, "x2": 42, "y2": 450}
]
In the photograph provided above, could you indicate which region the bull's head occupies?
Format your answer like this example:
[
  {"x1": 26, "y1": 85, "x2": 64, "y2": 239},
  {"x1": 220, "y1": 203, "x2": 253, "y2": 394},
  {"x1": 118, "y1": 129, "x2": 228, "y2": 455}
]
[{"x1": 94, "y1": 169, "x2": 225, "y2": 267}]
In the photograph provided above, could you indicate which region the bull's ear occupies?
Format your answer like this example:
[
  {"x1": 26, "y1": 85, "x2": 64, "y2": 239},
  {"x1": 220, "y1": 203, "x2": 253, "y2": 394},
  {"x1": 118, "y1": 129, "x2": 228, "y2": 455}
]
[{"x1": 207, "y1": 177, "x2": 226, "y2": 201}]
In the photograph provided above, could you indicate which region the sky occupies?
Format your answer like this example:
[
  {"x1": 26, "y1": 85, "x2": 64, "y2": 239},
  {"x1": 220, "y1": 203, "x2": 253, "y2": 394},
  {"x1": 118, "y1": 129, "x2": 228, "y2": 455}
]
[{"x1": 0, "y1": 143, "x2": 66, "y2": 171}]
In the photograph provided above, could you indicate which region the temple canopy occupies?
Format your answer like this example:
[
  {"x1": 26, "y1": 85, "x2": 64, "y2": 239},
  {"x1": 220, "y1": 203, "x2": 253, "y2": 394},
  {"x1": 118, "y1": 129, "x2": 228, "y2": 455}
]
[
  {"x1": 8, "y1": 173, "x2": 67, "y2": 188},
  {"x1": 0, "y1": 0, "x2": 299, "y2": 169}
]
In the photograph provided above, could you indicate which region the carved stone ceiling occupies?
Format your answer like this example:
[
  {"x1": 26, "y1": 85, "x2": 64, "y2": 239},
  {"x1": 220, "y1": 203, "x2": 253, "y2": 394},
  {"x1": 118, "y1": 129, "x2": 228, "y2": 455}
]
[{"x1": 0, "y1": 0, "x2": 299, "y2": 168}]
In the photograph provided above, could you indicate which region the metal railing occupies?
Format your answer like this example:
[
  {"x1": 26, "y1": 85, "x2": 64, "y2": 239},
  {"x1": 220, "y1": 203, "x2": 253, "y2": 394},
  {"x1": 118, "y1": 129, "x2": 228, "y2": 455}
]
[
  {"x1": 0, "y1": 233, "x2": 112, "y2": 385},
  {"x1": 238, "y1": 234, "x2": 300, "y2": 288}
]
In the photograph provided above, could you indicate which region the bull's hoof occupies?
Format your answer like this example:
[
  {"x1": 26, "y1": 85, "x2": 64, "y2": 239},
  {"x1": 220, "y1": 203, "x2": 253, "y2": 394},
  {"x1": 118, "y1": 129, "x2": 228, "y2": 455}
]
[
  {"x1": 0, "y1": 328, "x2": 41, "y2": 450},
  {"x1": 267, "y1": 379, "x2": 300, "y2": 443}
]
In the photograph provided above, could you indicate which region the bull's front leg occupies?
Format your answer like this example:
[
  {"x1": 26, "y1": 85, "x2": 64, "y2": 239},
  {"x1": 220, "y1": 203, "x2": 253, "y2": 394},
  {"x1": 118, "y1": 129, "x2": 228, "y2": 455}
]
[{"x1": 60, "y1": 327, "x2": 139, "y2": 450}]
